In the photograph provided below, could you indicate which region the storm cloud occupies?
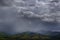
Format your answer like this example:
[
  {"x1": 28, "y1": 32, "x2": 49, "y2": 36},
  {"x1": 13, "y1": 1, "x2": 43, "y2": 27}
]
[{"x1": 0, "y1": 0, "x2": 60, "y2": 34}]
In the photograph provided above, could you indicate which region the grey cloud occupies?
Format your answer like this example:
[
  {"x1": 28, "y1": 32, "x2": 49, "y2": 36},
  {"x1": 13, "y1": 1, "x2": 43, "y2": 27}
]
[
  {"x1": 16, "y1": 0, "x2": 60, "y2": 22},
  {"x1": 0, "y1": 0, "x2": 60, "y2": 34}
]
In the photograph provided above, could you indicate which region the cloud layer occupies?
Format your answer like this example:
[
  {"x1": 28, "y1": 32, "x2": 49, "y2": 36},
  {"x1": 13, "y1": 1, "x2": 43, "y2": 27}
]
[
  {"x1": 0, "y1": 0, "x2": 60, "y2": 34},
  {"x1": 15, "y1": 0, "x2": 60, "y2": 22}
]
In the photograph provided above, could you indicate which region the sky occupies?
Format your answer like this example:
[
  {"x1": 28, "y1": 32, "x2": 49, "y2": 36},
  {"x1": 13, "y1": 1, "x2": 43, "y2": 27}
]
[{"x1": 0, "y1": 0, "x2": 60, "y2": 34}]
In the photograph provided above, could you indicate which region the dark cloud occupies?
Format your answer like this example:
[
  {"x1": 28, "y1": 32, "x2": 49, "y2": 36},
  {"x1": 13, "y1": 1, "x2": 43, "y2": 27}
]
[
  {"x1": 0, "y1": 0, "x2": 60, "y2": 34},
  {"x1": 0, "y1": 0, "x2": 13, "y2": 6}
]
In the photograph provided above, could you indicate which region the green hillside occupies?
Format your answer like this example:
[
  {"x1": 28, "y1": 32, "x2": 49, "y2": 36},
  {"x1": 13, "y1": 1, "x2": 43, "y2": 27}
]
[{"x1": 0, "y1": 32, "x2": 59, "y2": 40}]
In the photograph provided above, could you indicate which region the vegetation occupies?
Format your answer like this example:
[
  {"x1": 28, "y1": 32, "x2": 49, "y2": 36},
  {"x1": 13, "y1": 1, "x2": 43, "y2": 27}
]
[{"x1": 0, "y1": 32, "x2": 59, "y2": 40}]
